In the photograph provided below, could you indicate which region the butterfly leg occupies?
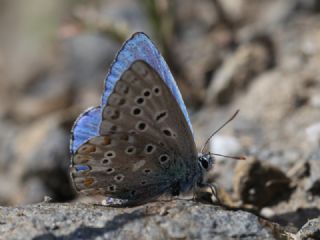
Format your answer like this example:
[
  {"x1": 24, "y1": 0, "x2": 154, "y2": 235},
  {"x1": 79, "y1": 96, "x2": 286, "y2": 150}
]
[
  {"x1": 196, "y1": 182, "x2": 220, "y2": 203},
  {"x1": 206, "y1": 183, "x2": 220, "y2": 203},
  {"x1": 192, "y1": 188, "x2": 197, "y2": 201}
]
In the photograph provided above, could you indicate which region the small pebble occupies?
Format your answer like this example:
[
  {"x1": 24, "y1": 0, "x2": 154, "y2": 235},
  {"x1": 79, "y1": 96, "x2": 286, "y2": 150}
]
[
  {"x1": 305, "y1": 122, "x2": 320, "y2": 145},
  {"x1": 210, "y1": 135, "x2": 242, "y2": 158}
]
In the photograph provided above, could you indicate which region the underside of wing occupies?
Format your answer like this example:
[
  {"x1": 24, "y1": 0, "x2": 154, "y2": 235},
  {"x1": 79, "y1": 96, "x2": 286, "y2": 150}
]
[
  {"x1": 99, "y1": 60, "x2": 197, "y2": 161},
  {"x1": 70, "y1": 133, "x2": 175, "y2": 201},
  {"x1": 70, "y1": 107, "x2": 101, "y2": 155},
  {"x1": 101, "y1": 32, "x2": 193, "y2": 133},
  {"x1": 70, "y1": 33, "x2": 199, "y2": 203}
]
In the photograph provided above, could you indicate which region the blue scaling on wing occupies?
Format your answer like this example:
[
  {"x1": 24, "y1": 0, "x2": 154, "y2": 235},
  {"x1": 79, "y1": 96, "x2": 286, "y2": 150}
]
[
  {"x1": 101, "y1": 32, "x2": 193, "y2": 133},
  {"x1": 71, "y1": 32, "x2": 193, "y2": 156},
  {"x1": 70, "y1": 106, "x2": 101, "y2": 154},
  {"x1": 74, "y1": 165, "x2": 91, "y2": 172}
]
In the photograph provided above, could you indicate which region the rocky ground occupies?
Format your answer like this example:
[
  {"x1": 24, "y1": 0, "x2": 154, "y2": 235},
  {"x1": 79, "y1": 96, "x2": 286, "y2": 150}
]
[
  {"x1": 0, "y1": 200, "x2": 319, "y2": 240},
  {"x1": 0, "y1": 0, "x2": 320, "y2": 239},
  {"x1": 0, "y1": 200, "x2": 311, "y2": 240},
  {"x1": 0, "y1": 201, "x2": 275, "y2": 240}
]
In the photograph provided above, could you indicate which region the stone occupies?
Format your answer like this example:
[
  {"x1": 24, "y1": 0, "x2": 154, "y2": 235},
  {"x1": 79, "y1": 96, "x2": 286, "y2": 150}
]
[
  {"x1": 207, "y1": 134, "x2": 243, "y2": 192},
  {"x1": 305, "y1": 122, "x2": 320, "y2": 146},
  {"x1": 233, "y1": 157, "x2": 292, "y2": 207},
  {"x1": 310, "y1": 94, "x2": 320, "y2": 108},
  {"x1": 296, "y1": 217, "x2": 320, "y2": 240},
  {"x1": 0, "y1": 201, "x2": 277, "y2": 240},
  {"x1": 206, "y1": 37, "x2": 274, "y2": 105},
  {"x1": 5, "y1": 115, "x2": 75, "y2": 205},
  {"x1": 209, "y1": 135, "x2": 242, "y2": 157},
  {"x1": 304, "y1": 160, "x2": 320, "y2": 196}
]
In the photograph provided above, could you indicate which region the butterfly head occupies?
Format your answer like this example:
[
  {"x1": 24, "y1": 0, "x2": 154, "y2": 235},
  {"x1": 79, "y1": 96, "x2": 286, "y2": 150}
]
[
  {"x1": 198, "y1": 153, "x2": 214, "y2": 172},
  {"x1": 191, "y1": 153, "x2": 214, "y2": 189}
]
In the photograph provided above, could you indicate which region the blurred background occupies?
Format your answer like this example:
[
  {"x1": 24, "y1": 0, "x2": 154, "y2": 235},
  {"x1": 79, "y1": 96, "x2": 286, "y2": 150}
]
[{"x1": 0, "y1": 0, "x2": 320, "y2": 231}]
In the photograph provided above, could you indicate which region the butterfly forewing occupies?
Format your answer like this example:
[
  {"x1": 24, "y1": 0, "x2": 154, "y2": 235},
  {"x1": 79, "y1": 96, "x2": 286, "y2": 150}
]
[
  {"x1": 70, "y1": 60, "x2": 197, "y2": 203},
  {"x1": 100, "y1": 61, "x2": 196, "y2": 158}
]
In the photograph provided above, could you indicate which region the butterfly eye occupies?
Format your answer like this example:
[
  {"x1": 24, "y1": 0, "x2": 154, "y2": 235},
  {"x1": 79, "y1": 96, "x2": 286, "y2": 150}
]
[{"x1": 200, "y1": 158, "x2": 209, "y2": 169}]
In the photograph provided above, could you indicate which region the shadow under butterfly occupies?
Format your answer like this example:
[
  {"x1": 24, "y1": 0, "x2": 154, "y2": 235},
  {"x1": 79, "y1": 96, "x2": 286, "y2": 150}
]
[{"x1": 70, "y1": 32, "x2": 243, "y2": 207}]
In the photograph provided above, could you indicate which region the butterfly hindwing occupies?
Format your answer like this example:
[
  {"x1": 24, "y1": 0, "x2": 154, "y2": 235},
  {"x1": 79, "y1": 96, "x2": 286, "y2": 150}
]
[
  {"x1": 70, "y1": 133, "x2": 173, "y2": 201},
  {"x1": 70, "y1": 106, "x2": 101, "y2": 155}
]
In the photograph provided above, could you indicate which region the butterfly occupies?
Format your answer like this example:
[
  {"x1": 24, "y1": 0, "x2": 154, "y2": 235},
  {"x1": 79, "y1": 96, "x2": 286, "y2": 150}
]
[{"x1": 69, "y1": 32, "x2": 216, "y2": 206}]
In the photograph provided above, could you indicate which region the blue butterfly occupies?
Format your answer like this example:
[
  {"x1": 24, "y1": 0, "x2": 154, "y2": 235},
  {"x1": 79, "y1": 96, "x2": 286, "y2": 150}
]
[{"x1": 70, "y1": 32, "x2": 214, "y2": 206}]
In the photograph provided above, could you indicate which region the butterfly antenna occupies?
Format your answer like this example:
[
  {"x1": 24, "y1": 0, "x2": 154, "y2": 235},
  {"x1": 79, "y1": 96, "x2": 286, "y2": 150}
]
[
  {"x1": 209, "y1": 152, "x2": 246, "y2": 160},
  {"x1": 200, "y1": 109, "x2": 240, "y2": 154}
]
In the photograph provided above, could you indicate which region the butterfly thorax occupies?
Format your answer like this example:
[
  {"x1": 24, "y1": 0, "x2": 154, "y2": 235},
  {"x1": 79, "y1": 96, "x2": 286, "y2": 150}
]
[{"x1": 169, "y1": 153, "x2": 214, "y2": 196}]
